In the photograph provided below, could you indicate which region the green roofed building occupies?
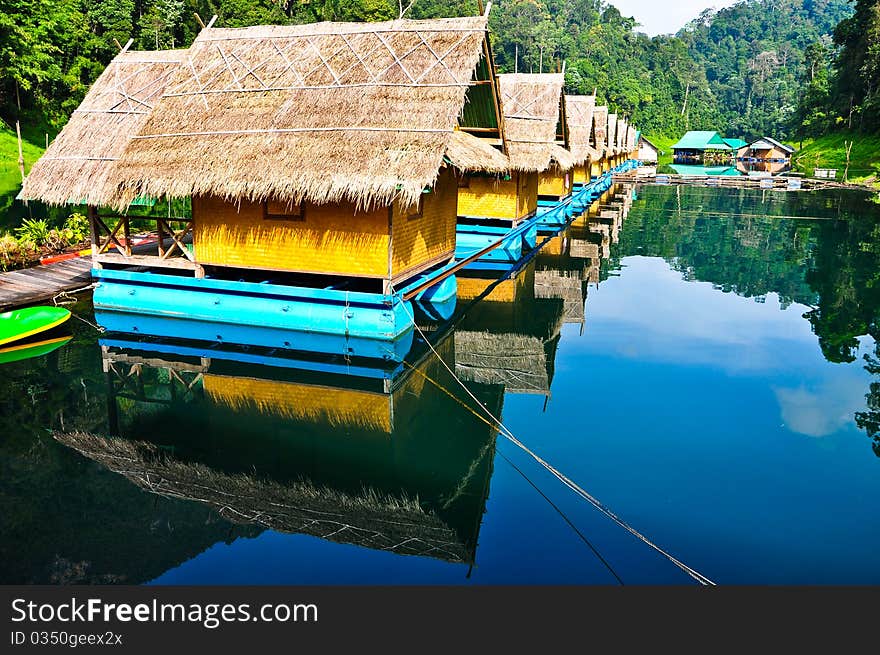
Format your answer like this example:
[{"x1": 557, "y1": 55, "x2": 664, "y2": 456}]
[
  {"x1": 723, "y1": 138, "x2": 748, "y2": 150},
  {"x1": 672, "y1": 131, "x2": 732, "y2": 164}
]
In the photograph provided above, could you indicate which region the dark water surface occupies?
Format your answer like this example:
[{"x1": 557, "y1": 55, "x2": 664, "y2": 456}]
[{"x1": 3, "y1": 185, "x2": 880, "y2": 585}]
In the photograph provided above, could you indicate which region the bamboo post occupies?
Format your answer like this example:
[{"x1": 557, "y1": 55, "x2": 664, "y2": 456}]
[
  {"x1": 87, "y1": 206, "x2": 101, "y2": 268},
  {"x1": 15, "y1": 120, "x2": 25, "y2": 184}
]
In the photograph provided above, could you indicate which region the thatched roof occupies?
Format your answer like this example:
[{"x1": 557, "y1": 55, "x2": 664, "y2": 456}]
[
  {"x1": 109, "y1": 16, "x2": 497, "y2": 210},
  {"x1": 607, "y1": 113, "x2": 618, "y2": 154},
  {"x1": 593, "y1": 105, "x2": 608, "y2": 154},
  {"x1": 564, "y1": 95, "x2": 599, "y2": 165},
  {"x1": 447, "y1": 129, "x2": 510, "y2": 173},
  {"x1": 20, "y1": 49, "x2": 185, "y2": 206},
  {"x1": 617, "y1": 118, "x2": 628, "y2": 150},
  {"x1": 56, "y1": 431, "x2": 473, "y2": 563},
  {"x1": 497, "y1": 72, "x2": 571, "y2": 172}
]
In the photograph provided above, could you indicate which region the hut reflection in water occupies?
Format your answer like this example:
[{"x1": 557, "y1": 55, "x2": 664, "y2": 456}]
[{"x1": 57, "y1": 330, "x2": 503, "y2": 566}]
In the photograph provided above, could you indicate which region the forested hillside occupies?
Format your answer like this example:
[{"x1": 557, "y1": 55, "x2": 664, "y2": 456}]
[{"x1": 0, "y1": 0, "x2": 863, "y2": 144}]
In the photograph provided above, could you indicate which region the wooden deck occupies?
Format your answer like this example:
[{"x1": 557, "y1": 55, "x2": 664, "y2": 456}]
[{"x1": 0, "y1": 258, "x2": 93, "y2": 312}]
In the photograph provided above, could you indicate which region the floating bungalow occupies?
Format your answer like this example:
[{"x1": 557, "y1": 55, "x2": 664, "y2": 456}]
[
  {"x1": 616, "y1": 117, "x2": 628, "y2": 166},
  {"x1": 740, "y1": 137, "x2": 795, "y2": 163},
  {"x1": 453, "y1": 47, "x2": 540, "y2": 265},
  {"x1": 592, "y1": 105, "x2": 610, "y2": 176},
  {"x1": 22, "y1": 14, "x2": 510, "y2": 356},
  {"x1": 496, "y1": 72, "x2": 575, "y2": 230},
  {"x1": 671, "y1": 131, "x2": 732, "y2": 164},
  {"x1": 564, "y1": 94, "x2": 599, "y2": 188},
  {"x1": 723, "y1": 137, "x2": 748, "y2": 152}
]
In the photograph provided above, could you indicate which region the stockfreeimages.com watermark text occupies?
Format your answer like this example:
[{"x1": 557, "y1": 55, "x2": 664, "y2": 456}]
[{"x1": 11, "y1": 597, "x2": 318, "y2": 631}]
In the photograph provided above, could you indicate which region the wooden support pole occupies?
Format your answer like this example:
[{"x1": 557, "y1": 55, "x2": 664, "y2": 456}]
[
  {"x1": 15, "y1": 120, "x2": 25, "y2": 185},
  {"x1": 87, "y1": 206, "x2": 102, "y2": 269}
]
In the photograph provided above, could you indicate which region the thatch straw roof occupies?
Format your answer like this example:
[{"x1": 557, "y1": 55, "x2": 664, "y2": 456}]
[
  {"x1": 593, "y1": 105, "x2": 608, "y2": 154},
  {"x1": 607, "y1": 113, "x2": 618, "y2": 154},
  {"x1": 497, "y1": 72, "x2": 571, "y2": 172},
  {"x1": 564, "y1": 95, "x2": 599, "y2": 164},
  {"x1": 109, "y1": 16, "x2": 497, "y2": 210},
  {"x1": 627, "y1": 125, "x2": 637, "y2": 150},
  {"x1": 617, "y1": 118, "x2": 628, "y2": 150},
  {"x1": 56, "y1": 431, "x2": 473, "y2": 563},
  {"x1": 447, "y1": 129, "x2": 510, "y2": 172},
  {"x1": 20, "y1": 49, "x2": 185, "y2": 206}
]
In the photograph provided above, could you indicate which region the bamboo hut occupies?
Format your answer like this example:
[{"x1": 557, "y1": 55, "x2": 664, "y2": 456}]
[
  {"x1": 616, "y1": 117, "x2": 628, "y2": 165},
  {"x1": 72, "y1": 331, "x2": 503, "y2": 564},
  {"x1": 23, "y1": 14, "x2": 511, "y2": 352},
  {"x1": 564, "y1": 94, "x2": 599, "y2": 187},
  {"x1": 495, "y1": 73, "x2": 574, "y2": 203},
  {"x1": 607, "y1": 113, "x2": 618, "y2": 167},
  {"x1": 592, "y1": 106, "x2": 609, "y2": 176},
  {"x1": 20, "y1": 48, "x2": 185, "y2": 206},
  {"x1": 111, "y1": 15, "x2": 506, "y2": 287}
]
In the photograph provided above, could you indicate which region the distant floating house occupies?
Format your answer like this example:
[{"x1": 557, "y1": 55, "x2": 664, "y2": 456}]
[
  {"x1": 638, "y1": 135, "x2": 658, "y2": 163},
  {"x1": 671, "y1": 131, "x2": 731, "y2": 164},
  {"x1": 742, "y1": 137, "x2": 795, "y2": 162}
]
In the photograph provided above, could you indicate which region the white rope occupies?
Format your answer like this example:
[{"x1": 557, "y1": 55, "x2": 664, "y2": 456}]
[{"x1": 390, "y1": 241, "x2": 715, "y2": 585}]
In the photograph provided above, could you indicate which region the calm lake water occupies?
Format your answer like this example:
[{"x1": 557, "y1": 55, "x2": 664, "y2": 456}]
[{"x1": 3, "y1": 184, "x2": 880, "y2": 585}]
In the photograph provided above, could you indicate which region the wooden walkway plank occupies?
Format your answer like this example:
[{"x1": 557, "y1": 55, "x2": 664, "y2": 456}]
[{"x1": 0, "y1": 257, "x2": 95, "y2": 312}]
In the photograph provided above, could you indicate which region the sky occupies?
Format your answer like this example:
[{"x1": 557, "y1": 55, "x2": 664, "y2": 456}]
[{"x1": 610, "y1": 0, "x2": 741, "y2": 36}]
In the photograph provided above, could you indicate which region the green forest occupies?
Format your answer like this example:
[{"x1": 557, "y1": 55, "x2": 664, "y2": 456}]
[{"x1": 0, "y1": 0, "x2": 876, "y2": 141}]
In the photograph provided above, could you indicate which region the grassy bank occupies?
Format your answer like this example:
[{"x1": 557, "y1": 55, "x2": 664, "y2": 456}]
[
  {"x1": 792, "y1": 133, "x2": 880, "y2": 187},
  {"x1": 0, "y1": 127, "x2": 44, "y2": 198},
  {"x1": 644, "y1": 135, "x2": 676, "y2": 167}
]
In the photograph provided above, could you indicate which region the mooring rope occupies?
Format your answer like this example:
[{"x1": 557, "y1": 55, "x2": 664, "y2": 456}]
[
  {"x1": 393, "y1": 290, "x2": 715, "y2": 586},
  {"x1": 52, "y1": 287, "x2": 105, "y2": 333}
]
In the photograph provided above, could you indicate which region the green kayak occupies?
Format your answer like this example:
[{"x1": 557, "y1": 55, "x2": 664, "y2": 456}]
[
  {"x1": 0, "y1": 306, "x2": 72, "y2": 347},
  {"x1": 0, "y1": 335, "x2": 72, "y2": 365}
]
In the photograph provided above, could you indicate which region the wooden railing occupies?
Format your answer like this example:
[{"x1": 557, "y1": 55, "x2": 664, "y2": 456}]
[{"x1": 88, "y1": 208, "x2": 197, "y2": 271}]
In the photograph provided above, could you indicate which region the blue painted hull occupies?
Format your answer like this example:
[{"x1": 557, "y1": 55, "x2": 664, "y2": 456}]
[
  {"x1": 455, "y1": 226, "x2": 523, "y2": 262},
  {"x1": 92, "y1": 268, "x2": 419, "y2": 360},
  {"x1": 413, "y1": 274, "x2": 457, "y2": 322}
]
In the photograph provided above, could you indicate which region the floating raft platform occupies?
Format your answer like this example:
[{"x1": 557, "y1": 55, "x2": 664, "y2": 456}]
[
  {"x1": 0, "y1": 259, "x2": 92, "y2": 312},
  {"x1": 613, "y1": 170, "x2": 871, "y2": 192}
]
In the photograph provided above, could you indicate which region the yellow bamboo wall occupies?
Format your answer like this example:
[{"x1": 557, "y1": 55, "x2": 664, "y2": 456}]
[
  {"x1": 391, "y1": 167, "x2": 457, "y2": 278},
  {"x1": 517, "y1": 171, "x2": 538, "y2": 219},
  {"x1": 538, "y1": 166, "x2": 572, "y2": 198},
  {"x1": 573, "y1": 163, "x2": 589, "y2": 185},
  {"x1": 193, "y1": 196, "x2": 390, "y2": 277},
  {"x1": 590, "y1": 159, "x2": 603, "y2": 177},
  {"x1": 457, "y1": 171, "x2": 537, "y2": 221}
]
